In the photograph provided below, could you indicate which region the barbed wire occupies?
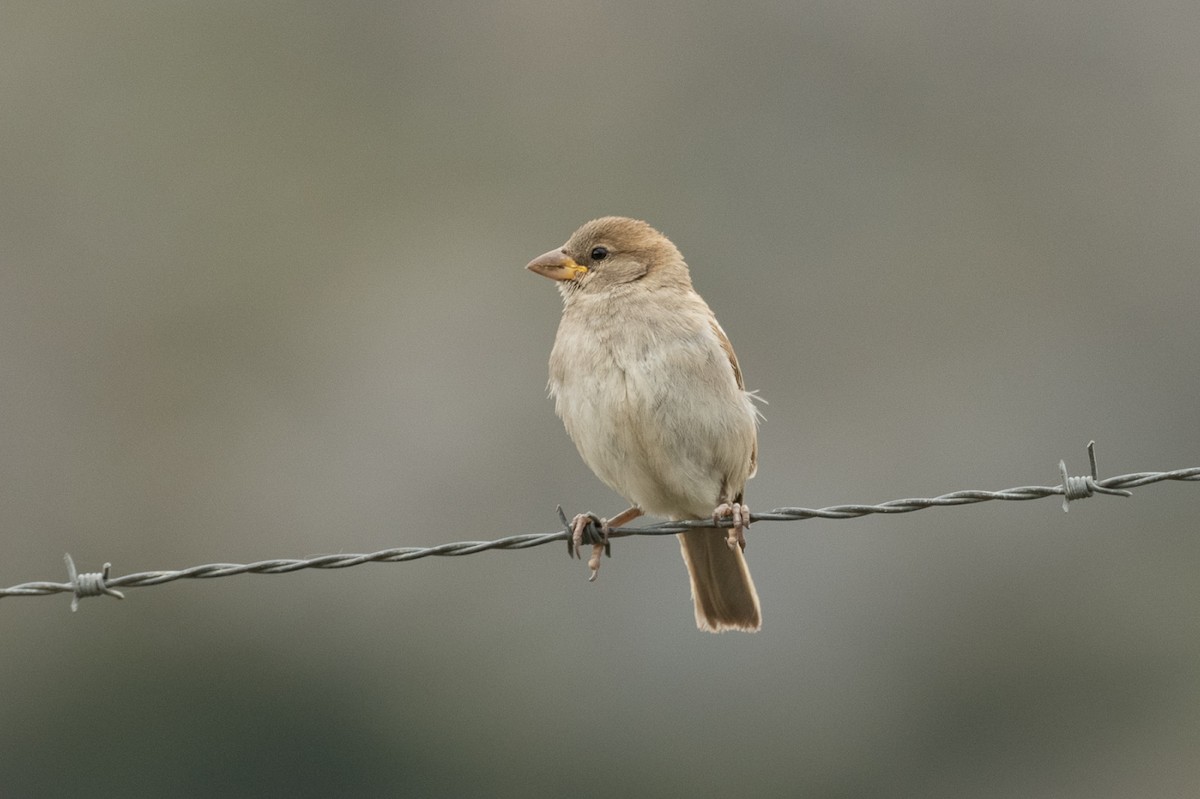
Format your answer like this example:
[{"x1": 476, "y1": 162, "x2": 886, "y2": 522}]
[{"x1": 2, "y1": 442, "x2": 1197, "y2": 610}]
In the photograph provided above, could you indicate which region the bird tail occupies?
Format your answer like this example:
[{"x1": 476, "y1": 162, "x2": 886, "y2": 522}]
[{"x1": 678, "y1": 529, "x2": 762, "y2": 632}]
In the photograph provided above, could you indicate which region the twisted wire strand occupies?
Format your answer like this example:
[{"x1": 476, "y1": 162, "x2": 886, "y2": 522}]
[{"x1": 2, "y1": 446, "x2": 1197, "y2": 608}]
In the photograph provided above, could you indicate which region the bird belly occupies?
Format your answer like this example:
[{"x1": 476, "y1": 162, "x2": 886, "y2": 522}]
[{"x1": 554, "y1": 351, "x2": 752, "y2": 521}]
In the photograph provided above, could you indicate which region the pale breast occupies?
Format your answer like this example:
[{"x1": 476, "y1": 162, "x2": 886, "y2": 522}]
[{"x1": 548, "y1": 293, "x2": 757, "y2": 520}]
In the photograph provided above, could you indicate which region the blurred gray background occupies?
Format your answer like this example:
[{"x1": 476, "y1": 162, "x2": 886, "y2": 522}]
[{"x1": 2, "y1": 2, "x2": 1197, "y2": 796}]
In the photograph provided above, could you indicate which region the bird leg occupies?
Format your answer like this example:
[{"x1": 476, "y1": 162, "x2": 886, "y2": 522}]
[
  {"x1": 712, "y1": 501, "x2": 751, "y2": 551},
  {"x1": 568, "y1": 506, "x2": 642, "y2": 581}
]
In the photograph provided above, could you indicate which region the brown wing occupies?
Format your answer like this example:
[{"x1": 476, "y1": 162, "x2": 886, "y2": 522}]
[{"x1": 710, "y1": 318, "x2": 758, "y2": 479}]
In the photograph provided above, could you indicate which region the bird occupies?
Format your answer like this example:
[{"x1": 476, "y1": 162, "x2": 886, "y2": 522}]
[{"x1": 526, "y1": 216, "x2": 762, "y2": 632}]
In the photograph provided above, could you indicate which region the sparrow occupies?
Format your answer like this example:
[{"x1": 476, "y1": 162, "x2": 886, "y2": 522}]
[{"x1": 527, "y1": 216, "x2": 762, "y2": 632}]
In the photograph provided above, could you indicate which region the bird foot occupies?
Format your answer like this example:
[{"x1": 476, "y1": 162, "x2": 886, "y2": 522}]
[
  {"x1": 713, "y1": 502, "x2": 750, "y2": 551},
  {"x1": 556, "y1": 505, "x2": 641, "y2": 582},
  {"x1": 567, "y1": 512, "x2": 610, "y2": 582}
]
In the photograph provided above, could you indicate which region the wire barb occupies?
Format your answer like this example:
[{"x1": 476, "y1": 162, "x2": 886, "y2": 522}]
[
  {"x1": 1058, "y1": 441, "x2": 1133, "y2": 511},
  {"x1": 1, "y1": 443, "x2": 1196, "y2": 609},
  {"x1": 64, "y1": 554, "x2": 125, "y2": 611}
]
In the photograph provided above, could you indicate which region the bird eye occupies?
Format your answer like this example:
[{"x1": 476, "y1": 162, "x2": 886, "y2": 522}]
[{"x1": 590, "y1": 246, "x2": 609, "y2": 261}]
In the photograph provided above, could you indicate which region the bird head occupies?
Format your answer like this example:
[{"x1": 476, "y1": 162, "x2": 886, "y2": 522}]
[{"x1": 526, "y1": 216, "x2": 689, "y2": 296}]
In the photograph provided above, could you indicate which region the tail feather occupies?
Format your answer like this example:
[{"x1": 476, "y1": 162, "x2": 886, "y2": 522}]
[{"x1": 678, "y1": 528, "x2": 762, "y2": 632}]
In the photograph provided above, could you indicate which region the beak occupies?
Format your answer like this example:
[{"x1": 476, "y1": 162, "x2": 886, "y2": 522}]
[{"x1": 526, "y1": 248, "x2": 588, "y2": 282}]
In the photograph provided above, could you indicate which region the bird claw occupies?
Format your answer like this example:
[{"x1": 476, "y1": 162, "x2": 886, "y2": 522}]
[
  {"x1": 558, "y1": 509, "x2": 610, "y2": 581},
  {"x1": 713, "y1": 501, "x2": 751, "y2": 551}
]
